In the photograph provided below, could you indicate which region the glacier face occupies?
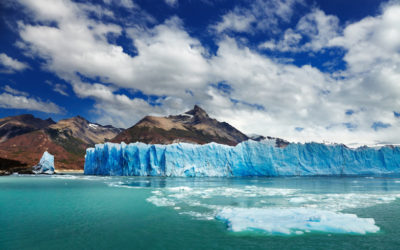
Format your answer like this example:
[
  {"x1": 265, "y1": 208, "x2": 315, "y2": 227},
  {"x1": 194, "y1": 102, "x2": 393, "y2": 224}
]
[{"x1": 84, "y1": 140, "x2": 400, "y2": 177}]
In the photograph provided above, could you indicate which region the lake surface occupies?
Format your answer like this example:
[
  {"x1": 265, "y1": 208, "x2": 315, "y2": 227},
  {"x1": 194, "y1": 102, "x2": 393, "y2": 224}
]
[{"x1": 1, "y1": 175, "x2": 400, "y2": 249}]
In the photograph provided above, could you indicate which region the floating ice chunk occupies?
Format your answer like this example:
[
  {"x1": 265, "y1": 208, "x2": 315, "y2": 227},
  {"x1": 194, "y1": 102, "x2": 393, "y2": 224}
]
[
  {"x1": 216, "y1": 207, "x2": 379, "y2": 235},
  {"x1": 146, "y1": 196, "x2": 175, "y2": 207},
  {"x1": 166, "y1": 186, "x2": 193, "y2": 192},
  {"x1": 32, "y1": 151, "x2": 55, "y2": 174}
]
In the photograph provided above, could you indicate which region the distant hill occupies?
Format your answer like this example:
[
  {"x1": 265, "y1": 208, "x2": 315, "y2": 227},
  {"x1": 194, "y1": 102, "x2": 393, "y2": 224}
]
[
  {"x1": 112, "y1": 105, "x2": 249, "y2": 146},
  {"x1": 0, "y1": 115, "x2": 121, "y2": 172}
]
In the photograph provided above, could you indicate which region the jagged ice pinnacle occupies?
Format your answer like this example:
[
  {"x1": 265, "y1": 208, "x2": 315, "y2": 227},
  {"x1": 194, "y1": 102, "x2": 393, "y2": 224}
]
[{"x1": 32, "y1": 151, "x2": 55, "y2": 174}]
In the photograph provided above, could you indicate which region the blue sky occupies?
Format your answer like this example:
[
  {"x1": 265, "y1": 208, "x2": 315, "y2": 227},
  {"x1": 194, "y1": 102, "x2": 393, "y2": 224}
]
[{"x1": 0, "y1": 0, "x2": 399, "y2": 146}]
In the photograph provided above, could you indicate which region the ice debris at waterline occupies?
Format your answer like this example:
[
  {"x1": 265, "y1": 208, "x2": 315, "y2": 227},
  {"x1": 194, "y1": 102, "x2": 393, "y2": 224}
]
[
  {"x1": 84, "y1": 140, "x2": 400, "y2": 176},
  {"x1": 216, "y1": 207, "x2": 379, "y2": 235},
  {"x1": 142, "y1": 183, "x2": 397, "y2": 235},
  {"x1": 32, "y1": 151, "x2": 55, "y2": 174}
]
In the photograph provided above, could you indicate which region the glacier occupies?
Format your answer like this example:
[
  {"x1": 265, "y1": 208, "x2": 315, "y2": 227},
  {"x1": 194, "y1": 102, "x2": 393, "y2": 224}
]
[
  {"x1": 84, "y1": 140, "x2": 400, "y2": 177},
  {"x1": 32, "y1": 151, "x2": 55, "y2": 174}
]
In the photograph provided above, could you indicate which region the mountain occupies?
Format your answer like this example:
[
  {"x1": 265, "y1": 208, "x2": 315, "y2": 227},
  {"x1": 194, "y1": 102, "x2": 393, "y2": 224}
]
[
  {"x1": 248, "y1": 134, "x2": 267, "y2": 141},
  {"x1": 48, "y1": 116, "x2": 122, "y2": 145},
  {"x1": 112, "y1": 105, "x2": 249, "y2": 146},
  {"x1": 0, "y1": 114, "x2": 55, "y2": 143},
  {"x1": 0, "y1": 115, "x2": 122, "y2": 172}
]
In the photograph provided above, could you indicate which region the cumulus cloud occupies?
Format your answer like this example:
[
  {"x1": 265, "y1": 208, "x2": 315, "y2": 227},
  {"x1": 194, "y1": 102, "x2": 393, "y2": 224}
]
[
  {"x1": 329, "y1": 4, "x2": 400, "y2": 74},
  {"x1": 211, "y1": 0, "x2": 304, "y2": 34},
  {"x1": 0, "y1": 53, "x2": 29, "y2": 73},
  {"x1": 260, "y1": 8, "x2": 340, "y2": 52},
  {"x1": 71, "y1": 80, "x2": 164, "y2": 127},
  {"x1": 17, "y1": 1, "x2": 208, "y2": 97},
  {"x1": 164, "y1": 0, "x2": 178, "y2": 7},
  {"x1": 0, "y1": 92, "x2": 63, "y2": 114},
  {"x1": 103, "y1": 0, "x2": 137, "y2": 9}
]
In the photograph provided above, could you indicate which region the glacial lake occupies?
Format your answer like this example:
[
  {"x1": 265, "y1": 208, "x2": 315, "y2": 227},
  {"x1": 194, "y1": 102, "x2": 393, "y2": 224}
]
[{"x1": 1, "y1": 175, "x2": 400, "y2": 249}]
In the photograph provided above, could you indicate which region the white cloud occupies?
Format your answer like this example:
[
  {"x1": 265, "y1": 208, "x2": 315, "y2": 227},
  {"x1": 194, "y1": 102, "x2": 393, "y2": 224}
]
[
  {"x1": 207, "y1": 37, "x2": 345, "y2": 141},
  {"x1": 259, "y1": 28, "x2": 302, "y2": 51},
  {"x1": 329, "y1": 4, "x2": 400, "y2": 74},
  {"x1": 0, "y1": 92, "x2": 63, "y2": 114},
  {"x1": 260, "y1": 8, "x2": 340, "y2": 52},
  {"x1": 211, "y1": 0, "x2": 304, "y2": 34},
  {"x1": 45, "y1": 80, "x2": 69, "y2": 96},
  {"x1": 125, "y1": 17, "x2": 210, "y2": 96},
  {"x1": 211, "y1": 10, "x2": 256, "y2": 33},
  {"x1": 103, "y1": 0, "x2": 137, "y2": 9},
  {"x1": 71, "y1": 80, "x2": 164, "y2": 127},
  {"x1": 3, "y1": 85, "x2": 29, "y2": 96},
  {"x1": 165, "y1": 0, "x2": 178, "y2": 7},
  {"x1": 53, "y1": 83, "x2": 69, "y2": 96},
  {"x1": 0, "y1": 53, "x2": 29, "y2": 73},
  {"x1": 297, "y1": 9, "x2": 340, "y2": 51},
  {"x1": 17, "y1": 0, "x2": 209, "y2": 97}
]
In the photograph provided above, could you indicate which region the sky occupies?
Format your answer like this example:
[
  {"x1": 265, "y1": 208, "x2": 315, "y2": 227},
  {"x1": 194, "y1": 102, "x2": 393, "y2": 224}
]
[{"x1": 0, "y1": 0, "x2": 400, "y2": 146}]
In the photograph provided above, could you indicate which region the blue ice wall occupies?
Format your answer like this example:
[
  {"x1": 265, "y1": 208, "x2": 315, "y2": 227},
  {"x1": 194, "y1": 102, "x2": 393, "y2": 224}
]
[{"x1": 84, "y1": 140, "x2": 400, "y2": 177}]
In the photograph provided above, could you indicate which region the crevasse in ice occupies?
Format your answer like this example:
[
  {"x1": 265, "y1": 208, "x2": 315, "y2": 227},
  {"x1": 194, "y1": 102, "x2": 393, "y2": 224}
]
[{"x1": 84, "y1": 140, "x2": 400, "y2": 176}]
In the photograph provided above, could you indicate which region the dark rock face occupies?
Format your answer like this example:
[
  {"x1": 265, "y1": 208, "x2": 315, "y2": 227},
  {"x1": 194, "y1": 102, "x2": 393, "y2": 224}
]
[
  {"x1": 112, "y1": 105, "x2": 249, "y2": 146},
  {"x1": 0, "y1": 157, "x2": 29, "y2": 175},
  {"x1": 266, "y1": 136, "x2": 290, "y2": 148},
  {"x1": 0, "y1": 114, "x2": 55, "y2": 143},
  {"x1": 248, "y1": 134, "x2": 267, "y2": 141}
]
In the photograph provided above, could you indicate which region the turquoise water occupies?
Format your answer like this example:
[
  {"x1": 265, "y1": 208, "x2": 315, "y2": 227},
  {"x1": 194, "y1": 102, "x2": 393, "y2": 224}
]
[{"x1": 1, "y1": 175, "x2": 400, "y2": 249}]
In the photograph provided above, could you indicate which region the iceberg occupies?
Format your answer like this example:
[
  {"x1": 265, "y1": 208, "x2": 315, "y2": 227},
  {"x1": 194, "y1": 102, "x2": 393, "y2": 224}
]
[
  {"x1": 216, "y1": 207, "x2": 379, "y2": 235},
  {"x1": 32, "y1": 151, "x2": 55, "y2": 174},
  {"x1": 84, "y1": 139, "x2": 400, "y2": 177}
]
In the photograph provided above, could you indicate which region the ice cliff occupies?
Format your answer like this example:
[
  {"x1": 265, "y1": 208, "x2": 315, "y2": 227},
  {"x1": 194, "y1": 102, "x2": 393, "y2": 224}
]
[
  {"x1": 84, "y1": 140, "x2": 400, "y2": 177},
  {"x1": 33, "y1": 151, "x2": 55, "y2": 174}
]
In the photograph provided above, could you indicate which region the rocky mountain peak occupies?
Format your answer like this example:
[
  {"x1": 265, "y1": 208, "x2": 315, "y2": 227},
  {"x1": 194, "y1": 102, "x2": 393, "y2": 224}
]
[
  {"x1": 185, "y1": 105, "x2": 209, "y2": 120},
  {"x1": 70, "y1": 115, "x2": 89, "y2": 124},
  {"x1": 45, "y1": 118, "x2": 55, "y2": 124},
  {"x1": 112, "y1": 105, "x2": 249, "y2": 146}
]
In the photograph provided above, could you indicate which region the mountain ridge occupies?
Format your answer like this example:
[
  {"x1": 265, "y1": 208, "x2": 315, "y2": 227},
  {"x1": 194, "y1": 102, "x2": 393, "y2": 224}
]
[
  {"x1": 111, "y1": 105, "x2": 249, "y2": 146},
  {"x1": 0, "y1": 114, "x2": 121, "y2": 172},
  {"x1": 0, "y1": 114, "x2": 55, "y2": 143}
]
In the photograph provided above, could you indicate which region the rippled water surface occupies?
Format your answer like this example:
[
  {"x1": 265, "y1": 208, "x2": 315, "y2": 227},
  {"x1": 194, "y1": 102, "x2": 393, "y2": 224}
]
[{"x1": 1, "y1": 175, "x2": 400, "y2": 249}]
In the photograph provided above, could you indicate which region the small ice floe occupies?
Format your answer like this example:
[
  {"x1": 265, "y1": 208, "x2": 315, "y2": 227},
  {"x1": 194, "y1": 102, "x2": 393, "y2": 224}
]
[
  {"x1": 146, "y1": 196, "x2": 176, "y2": 207},
  {"x1": 32, "y1": 151, "x2": 55, "y2": 175},
  {"x1": 216, "y1": 207, "x2": 379, "y2": 235}
]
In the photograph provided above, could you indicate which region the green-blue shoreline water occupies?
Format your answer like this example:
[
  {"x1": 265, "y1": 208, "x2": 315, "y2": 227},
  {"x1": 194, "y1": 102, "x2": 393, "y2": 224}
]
[{"x1": 1, "y1": 175, "x2": 400, "y2": 250}]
